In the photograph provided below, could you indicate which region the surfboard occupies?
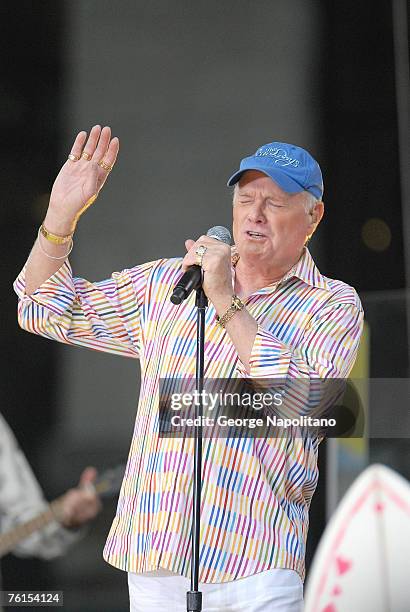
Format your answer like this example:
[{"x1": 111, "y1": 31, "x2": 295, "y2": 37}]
[{"x1": 304, "y1": 463, "x2": 410, "y2": 612}]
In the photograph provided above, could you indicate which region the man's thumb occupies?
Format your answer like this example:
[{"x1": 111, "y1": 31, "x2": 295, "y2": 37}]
[{"x1": 79, "y1": 466, "x2": 98, "y2": 486}]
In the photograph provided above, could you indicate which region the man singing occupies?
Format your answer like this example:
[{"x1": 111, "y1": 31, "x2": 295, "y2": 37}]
[{"x1": 14, "y1": 126, "x2": 363, "y2": 611}]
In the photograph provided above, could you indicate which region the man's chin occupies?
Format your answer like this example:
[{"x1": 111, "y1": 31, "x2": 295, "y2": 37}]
[
  {"x1": 238, "y1": 244, "x2": 275, "y2": 262},
  {"x1": 241, "y1": 238, "x2": 272, "y2": 251}
]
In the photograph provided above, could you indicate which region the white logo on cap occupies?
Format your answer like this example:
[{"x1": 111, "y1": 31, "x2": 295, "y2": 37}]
[{"x1": 256, "y1": 147, "x2": 300, "y2": 168}]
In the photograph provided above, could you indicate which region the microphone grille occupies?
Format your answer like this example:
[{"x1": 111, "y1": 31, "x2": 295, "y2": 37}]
[{"x1": 206, "y1": 226, "x2": 232, "y2": 245}]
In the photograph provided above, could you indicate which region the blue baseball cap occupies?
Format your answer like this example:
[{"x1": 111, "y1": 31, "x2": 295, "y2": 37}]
[{"x1": 227, "y1": 141, "x2": 324, "y2": 199}]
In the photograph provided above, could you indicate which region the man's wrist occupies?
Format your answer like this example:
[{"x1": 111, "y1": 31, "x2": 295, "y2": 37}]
[
  {"x1": 212, "y1": 293, "x2": 234, "y2": 317},
  {"x1": 216, "y1": 294, "x2": 246, "y2": 328},
  {"x1": 44, "y1": 208, "x2": 77, "y2": 236}
]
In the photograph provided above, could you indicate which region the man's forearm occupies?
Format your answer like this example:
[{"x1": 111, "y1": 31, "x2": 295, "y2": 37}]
[
  {"x1": 213, "y1": 295, "x2": 258, "y2": 373},
  {"x1": 24, "y1": 209, "x2": 76, "y2": 296}
]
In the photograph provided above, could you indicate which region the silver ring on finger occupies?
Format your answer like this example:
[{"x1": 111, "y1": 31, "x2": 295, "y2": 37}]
[{"x1": 68, "y1": 153, "x2": 80, "y2": 162}]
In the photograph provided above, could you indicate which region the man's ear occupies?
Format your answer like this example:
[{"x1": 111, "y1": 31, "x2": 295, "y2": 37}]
[{"x1": 311, "y1": 201, "x2": 324, "y2": 227}]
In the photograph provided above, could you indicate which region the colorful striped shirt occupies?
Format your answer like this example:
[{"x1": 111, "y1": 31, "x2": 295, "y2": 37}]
[{"x1": 13, "y1": 247, "x2": 363, "y2": 582}]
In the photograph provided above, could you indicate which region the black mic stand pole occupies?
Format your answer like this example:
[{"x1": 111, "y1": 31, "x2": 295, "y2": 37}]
[{"x1": 186, "y1": 283, "x2": 207, "y2": 612}]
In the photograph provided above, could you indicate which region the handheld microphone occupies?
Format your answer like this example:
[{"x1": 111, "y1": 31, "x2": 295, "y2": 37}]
[{"x1": 170, "y1": 226, "x2": 232, "y2": 305}]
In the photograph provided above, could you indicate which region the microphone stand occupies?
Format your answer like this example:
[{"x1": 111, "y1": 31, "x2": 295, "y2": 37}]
[
  {"x1": 186, "y1": 283, "x2": 207, "y2": 612},
  {"x1": 171, "y1": 227, "x2": 232, "y2": 609}
]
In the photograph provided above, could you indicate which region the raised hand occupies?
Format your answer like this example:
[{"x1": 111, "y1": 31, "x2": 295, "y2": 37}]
[{"x1": 47, "y1": 125, "x2": 119, "y2": 231}]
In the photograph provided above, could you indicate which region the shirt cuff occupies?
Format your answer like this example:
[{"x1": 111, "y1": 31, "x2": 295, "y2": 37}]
[
  {"x1": 236, "y1": 325, "x2": 292, "y2": 378},
  {"x1": 13, "y1": 260, "x2": 76, "y2": 317}
]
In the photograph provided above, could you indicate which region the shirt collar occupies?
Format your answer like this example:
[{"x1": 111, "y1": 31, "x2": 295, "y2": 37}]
[
  {"x1": 231, "y1": 246, "x2": 331, "y2": 295},
  {"x1": 290, "y1": 247, "x2": 331, "y2": 291}
]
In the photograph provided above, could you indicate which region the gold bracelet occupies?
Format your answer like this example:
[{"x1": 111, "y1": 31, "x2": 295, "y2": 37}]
[
  {"x1": 216, "y1": 295, "x2": 245, "y2": 328},
  {"x1": 40, "y1": 223, "x2": 74, "y2": 245},
  {"x1": 37, "y1": 227, "x2": 73, "y2": 260}
]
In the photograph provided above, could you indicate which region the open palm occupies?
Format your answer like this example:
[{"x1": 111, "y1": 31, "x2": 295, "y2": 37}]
[{"x1": 49, "y1": 125, "x2": 119, "y2": 222}]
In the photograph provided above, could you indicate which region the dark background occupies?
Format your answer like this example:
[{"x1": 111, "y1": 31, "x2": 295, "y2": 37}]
[{"x1": 1, "y1": 1, "x2": 409, "y2": 610}]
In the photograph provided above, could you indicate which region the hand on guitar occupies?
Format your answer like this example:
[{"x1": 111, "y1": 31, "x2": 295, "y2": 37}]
[{"x1": 59, "y1": 467, "x2": 102, "y2": 530}]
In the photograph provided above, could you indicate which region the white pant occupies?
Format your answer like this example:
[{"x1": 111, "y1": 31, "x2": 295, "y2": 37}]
[{"x1": 128, "y1": 568, "x2": 303, "y2": 611}]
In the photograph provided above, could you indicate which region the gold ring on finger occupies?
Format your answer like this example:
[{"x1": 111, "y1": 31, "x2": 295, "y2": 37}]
[
  {"x1": 81, "y1": 151, "x2": 92, "y2": 161},
  {"x1": 68, "y1": 154, "x2": 80, "y2": 162},
  {"x1": 98, "y1": 159, "x2": 113, "y2": 172}
]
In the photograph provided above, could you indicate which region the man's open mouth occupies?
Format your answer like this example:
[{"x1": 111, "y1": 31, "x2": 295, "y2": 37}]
[{"x1": 246, "y1": 231, "x2": 266, "y2": 238}]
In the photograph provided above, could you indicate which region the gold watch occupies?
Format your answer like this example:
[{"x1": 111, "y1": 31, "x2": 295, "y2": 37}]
[
  {"x1": 216, "y1": 295, "x2": 245, "y2": 328},
  {"x1": 40, "y1": 223, "x2": 73, "y2": 245}
]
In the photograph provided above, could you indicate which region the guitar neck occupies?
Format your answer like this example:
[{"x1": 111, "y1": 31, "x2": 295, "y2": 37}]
[
  {"x1": 0, "y1": 498, "x2": 65, "y2": 558},
  {"x1": 0, "y1": 464, "x2": 124, "y2": 559}
]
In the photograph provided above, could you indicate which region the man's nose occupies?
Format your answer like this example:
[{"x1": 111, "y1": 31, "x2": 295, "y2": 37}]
[{"x1": 247, "y1": 199, "x2": 266, "y2": 223}]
